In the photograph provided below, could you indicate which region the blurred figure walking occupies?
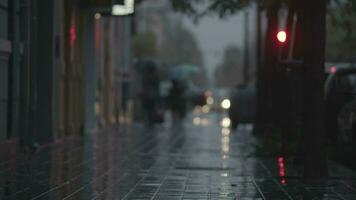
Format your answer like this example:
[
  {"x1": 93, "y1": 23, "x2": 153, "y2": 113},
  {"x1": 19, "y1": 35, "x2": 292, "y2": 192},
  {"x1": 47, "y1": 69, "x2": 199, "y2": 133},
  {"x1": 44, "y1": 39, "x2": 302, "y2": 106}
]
[
  {"x1": 140, "y1": 61, "x2": 160, "y2": 126},
  {"x1": 168, "y1": 79, "x2": 187, "y2": 122}
]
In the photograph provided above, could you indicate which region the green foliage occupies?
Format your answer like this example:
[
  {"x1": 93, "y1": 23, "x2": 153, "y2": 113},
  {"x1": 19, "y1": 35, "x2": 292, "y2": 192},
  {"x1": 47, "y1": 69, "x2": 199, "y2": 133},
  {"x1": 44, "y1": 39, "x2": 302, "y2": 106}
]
[
  {"x1": 133, "y1": 0, "x2": 206, "y2": 85},
  {"x1": 169, "y1": 0, "x2": 250, "y2": 18},
  {"x1": 170, "y1": 0, "x2": 198, "y2": 14},
  {"x1": 168, "y1": 0, "x2": 356, "y2": 63},
  {"x1": 326, "y1": 0, "x2": 356, "y2": 61},
  {"x1": 156, "y1": 23, "x2": 206, "y2": 85},
  {"x1": 158, "y1": 23, "x2": 204, "y2": 68},
  {"x1": 169, "y1": 0, "x2": 291, "y2": 18}
]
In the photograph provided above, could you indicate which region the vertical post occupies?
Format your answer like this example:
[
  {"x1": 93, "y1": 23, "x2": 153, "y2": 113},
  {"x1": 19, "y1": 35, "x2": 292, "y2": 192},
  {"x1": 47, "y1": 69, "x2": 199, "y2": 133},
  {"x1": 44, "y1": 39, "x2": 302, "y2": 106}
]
[
  {"x1": 123, "y1": 16, "x2": 132, "y2": 115},
  {"x1": 254, "y1": 2, "x2": 263, "y2": 135},
  {"x1": 84, "y1": 14, "x2": 97, "y2": 133},
  {"x1": 288, "y1": 14, "x2": 297, "y2": 60},
  {"x1": 0, "y1": 0, "x2": 10, "y2": 140},
  {"x1": 53, "y1": 0, "x2": 62, "y2": 139},
  {"x1": 301, "y1": 0, "x2": 328, "y2": 181},
  {"x1": 9, "y1": 0, "x2": 22, "y2": 139},
  {"x1": 243, "y1": 10, "x2": 250, "y2": 85},
  {"x1": 256, "y1": 3, "x2": 261, "y2": 75},
  {"x1": 261, "y1": 2, "x2": 280, "y2": 133},
  {"x1": 28, "y1": 0, "x2": 39, "y2": 144},
  {"x1": 18, "y1": 0, "x2": 31, "y2": 145},
  {"x1": 34, "y1": 0, "x2": 56, "y2": 144}
]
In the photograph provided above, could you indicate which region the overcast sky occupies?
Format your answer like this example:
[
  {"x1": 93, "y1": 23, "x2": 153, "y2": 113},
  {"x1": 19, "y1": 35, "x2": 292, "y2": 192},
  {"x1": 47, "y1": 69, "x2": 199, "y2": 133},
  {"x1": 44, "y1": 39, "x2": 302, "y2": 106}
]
[
  {"x1": 181, "y1": 6, "x2": 257, "y2": 85},
  {"x1": 183, "y1": 13, "x2": 245, "y2": 81}
]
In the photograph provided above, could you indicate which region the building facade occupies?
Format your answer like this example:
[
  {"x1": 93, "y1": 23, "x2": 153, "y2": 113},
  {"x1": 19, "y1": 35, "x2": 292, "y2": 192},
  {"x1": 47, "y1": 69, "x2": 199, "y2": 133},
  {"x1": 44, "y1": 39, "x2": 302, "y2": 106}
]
[{"x1": 0, "y1": 0, "x2": 133, "y2": 151}]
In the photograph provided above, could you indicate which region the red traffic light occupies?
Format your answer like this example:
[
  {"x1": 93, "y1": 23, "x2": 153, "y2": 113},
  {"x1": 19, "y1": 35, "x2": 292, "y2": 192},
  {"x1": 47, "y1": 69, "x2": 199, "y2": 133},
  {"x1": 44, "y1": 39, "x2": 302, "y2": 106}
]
[{"x1": 277, "y1": 31, "x2": 287, "y2": 43}]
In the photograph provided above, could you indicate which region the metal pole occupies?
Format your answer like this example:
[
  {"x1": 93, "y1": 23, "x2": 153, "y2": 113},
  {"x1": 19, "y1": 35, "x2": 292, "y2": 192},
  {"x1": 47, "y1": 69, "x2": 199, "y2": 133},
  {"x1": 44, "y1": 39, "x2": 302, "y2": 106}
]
[{"x1": 243, "y1": 10, "x2": 250, "y2": 85}]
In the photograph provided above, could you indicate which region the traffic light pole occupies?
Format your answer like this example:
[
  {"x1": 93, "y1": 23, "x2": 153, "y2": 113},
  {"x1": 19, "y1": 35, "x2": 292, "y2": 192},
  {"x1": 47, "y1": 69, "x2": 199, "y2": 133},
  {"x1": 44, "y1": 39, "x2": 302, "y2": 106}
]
[
  {"x1": 243, "y1": 10, "x2": 250, "y2": 85},
  {"x1": 276, "y1": 19, "x2": 304, "y2": 154}
]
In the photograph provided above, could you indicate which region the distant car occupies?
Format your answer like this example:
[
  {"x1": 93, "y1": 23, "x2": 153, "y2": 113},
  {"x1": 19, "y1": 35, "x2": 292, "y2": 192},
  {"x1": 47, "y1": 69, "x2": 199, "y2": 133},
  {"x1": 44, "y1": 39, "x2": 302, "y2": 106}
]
[
  {"x1": 324, "y1": 66, "x2": 356, "y2": 149},
  {"x1": 188, "y1": 91, "x2": 207, "y2": 107},
  {"x1": 184, "y1": 81, "x2": 207, "y2": 107},
  {"x1": 228, "y1": 85, "x2": 256, "y2": 129},
  {"x1": 210, "y1": 89, "x2": 229, "y2": 111}
]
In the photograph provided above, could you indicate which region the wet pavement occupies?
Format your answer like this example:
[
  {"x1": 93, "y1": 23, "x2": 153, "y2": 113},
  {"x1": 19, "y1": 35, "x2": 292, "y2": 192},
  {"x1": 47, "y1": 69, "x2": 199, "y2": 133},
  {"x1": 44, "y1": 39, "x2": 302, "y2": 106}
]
[{"x1": 1, "y1": 111, "x2": 356, "y2": 200}]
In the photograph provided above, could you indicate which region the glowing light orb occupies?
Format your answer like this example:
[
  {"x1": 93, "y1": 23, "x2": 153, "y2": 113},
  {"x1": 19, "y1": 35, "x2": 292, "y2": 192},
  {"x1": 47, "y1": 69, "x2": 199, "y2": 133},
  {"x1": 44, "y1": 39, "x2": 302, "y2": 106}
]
[
  {"x1": 277, "y1": 31, "x2": 287, "y2": 43},
  {"x1": 221, "y1": 99, "x2": 231, "y2": 109}
]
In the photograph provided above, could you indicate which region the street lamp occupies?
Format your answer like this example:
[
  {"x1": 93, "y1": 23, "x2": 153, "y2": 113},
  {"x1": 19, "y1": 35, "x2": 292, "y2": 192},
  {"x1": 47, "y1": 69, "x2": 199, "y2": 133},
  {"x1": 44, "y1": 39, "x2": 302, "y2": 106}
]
[{"x1": 112, "y1": 0, "x2": 135, "y2": 16}]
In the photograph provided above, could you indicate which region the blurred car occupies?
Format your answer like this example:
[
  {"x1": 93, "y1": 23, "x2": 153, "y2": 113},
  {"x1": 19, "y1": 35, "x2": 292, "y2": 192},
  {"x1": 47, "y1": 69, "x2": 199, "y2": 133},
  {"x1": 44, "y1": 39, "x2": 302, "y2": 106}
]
[
  {"x1": 228, "y1": 85, "x2": 256, "y2": 129},
  {"x1": 189, "y1": 92, "x2": 207, "y2": 107},
  {"x1": 324, "y1": 66, "x2": 356, "y2": 149},
  {"x1": 211, "y1": 88, "x2": 229, "y2": 111},
  {"x1": 168, "y1": 65, "x2": 207, "y2": 108},
  {"x1": 185, "y1": 81, "x2": 207, "y2": 107}
]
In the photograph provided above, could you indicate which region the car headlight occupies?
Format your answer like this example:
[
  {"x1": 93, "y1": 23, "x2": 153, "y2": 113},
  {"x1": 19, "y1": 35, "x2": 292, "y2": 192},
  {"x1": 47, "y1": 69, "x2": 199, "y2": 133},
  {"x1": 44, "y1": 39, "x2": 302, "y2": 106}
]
[{"x1": 221, "y1": 99, "x2": 231, "y2": 109}]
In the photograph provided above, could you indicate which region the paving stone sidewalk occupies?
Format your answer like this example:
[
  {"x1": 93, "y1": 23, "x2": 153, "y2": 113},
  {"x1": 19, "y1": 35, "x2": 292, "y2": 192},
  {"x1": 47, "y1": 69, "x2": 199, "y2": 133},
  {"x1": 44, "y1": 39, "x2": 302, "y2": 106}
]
[{"x1": 1, "y1": 112, "x2": 356, "y2": 200}]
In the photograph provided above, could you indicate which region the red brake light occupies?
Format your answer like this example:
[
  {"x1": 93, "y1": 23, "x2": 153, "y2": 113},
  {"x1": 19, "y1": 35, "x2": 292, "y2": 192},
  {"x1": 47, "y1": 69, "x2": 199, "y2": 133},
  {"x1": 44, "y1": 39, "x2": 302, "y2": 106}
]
[{"x1": 330, "y1": 66, "x2": 337, "y2": 74}]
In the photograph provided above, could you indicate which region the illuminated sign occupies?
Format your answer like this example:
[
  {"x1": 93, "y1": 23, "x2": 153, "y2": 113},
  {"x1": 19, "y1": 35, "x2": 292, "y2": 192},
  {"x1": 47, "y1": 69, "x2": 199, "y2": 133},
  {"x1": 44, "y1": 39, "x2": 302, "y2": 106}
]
[{"x1": 112, "y1": 0, "x2": 135, "y2": 16}]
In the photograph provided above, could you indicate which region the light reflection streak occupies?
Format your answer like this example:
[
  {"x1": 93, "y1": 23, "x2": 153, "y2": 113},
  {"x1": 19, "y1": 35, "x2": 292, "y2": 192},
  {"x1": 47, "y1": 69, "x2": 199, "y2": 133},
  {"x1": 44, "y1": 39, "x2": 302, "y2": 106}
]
[
  {"x1": 221, "y1": 134, "x2": 230, "y2": 155},
  {"x1": 202, "y1": 105, "x2": 210, "y2": 113},
  {"x1": 201, "y1": 118, "x2": 209, "y2": 126},
  {"x1": 222, "y1": 128, "x2": 230, "y2": 136},
  {"x1": 278, "y1": 156, "x2": 287, "y2": 185},
  {"x1": 193, "y1": 117, "x2": 210, "y2": 126},
  {"x1": 221, "y1": 172, "x2": 228, "y2": 177},
  {"x1": 221, "y1": 117, "x2": 231, "y2": 128},
  {"x1": 193, "y1": 117, "x2": 201, "y2": 125},
  {"x1": 207, "y1": 96, "x2": 214, "y2": 105},
  {"x1": 194, "y1": 106, "x2": 202, "y2": 114}
]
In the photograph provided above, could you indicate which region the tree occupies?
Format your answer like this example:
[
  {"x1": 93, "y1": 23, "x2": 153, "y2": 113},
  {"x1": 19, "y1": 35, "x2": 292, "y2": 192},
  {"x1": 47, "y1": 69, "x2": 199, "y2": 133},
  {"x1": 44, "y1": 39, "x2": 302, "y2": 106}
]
[
  {"x1": 326, "y1": 0, "x2": 356, "y2": 62},
  {"x1": 169, "y1": 0, "x2": 285, "y2": 135},
  {"x1": 133, "y1": 0, "x2": 207, "y2": 86},
  {"x1": 157, "y1": 16, "x2": 206, "y2": 86},
  {"x1": 259, "y1": 1, "x2": 280, "y2": 135},
  {"x1": 158, "y1": 22, "x2": 204, "y2": 68},
  {"x1": 299, "y1": 0, "x2": 328, "y2": 180}
]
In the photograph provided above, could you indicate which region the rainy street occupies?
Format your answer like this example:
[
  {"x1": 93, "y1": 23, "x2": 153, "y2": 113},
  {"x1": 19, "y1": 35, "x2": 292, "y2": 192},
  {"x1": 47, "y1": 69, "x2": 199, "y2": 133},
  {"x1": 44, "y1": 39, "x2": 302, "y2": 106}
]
[{"x1": 3, "y1": 0, "x2": 356, "y2": 199}]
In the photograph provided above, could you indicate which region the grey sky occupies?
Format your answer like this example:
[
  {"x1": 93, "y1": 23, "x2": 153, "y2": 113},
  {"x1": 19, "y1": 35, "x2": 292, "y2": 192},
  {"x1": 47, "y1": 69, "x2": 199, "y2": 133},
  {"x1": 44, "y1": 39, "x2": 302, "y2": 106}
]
[
  {"x1": 182, "y1": 13, "x2": 245, "y2": 81},
  {"x1": 181, "y1": 5, "x2": 258, "y2": 86}
]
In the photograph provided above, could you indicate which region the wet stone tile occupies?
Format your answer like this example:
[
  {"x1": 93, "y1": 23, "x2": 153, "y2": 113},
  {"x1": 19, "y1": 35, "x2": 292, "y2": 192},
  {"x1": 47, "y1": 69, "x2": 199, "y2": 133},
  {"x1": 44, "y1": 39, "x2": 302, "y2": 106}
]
[{"x1": 1, "y1": 113, "x2": 356, "y2": 199}]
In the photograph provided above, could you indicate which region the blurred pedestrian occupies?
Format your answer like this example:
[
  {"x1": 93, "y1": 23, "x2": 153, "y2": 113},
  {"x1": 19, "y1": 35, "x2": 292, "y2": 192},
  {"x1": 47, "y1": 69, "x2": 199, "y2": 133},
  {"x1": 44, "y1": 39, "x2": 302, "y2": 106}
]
[
  {"x1": 140, "y1": 61, "x2": 160, "y2": 126},
  {"x1": 168, "y1": 79, "x2": 187, "y2": 122}
]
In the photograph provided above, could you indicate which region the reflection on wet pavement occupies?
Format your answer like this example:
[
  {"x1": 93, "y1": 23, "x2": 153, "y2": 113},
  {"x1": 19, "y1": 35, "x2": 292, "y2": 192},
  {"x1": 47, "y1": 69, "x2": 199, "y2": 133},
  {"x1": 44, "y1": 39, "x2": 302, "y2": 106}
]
[{"x1": 1, "y1": 112, "x2": 356, "y2": 199}]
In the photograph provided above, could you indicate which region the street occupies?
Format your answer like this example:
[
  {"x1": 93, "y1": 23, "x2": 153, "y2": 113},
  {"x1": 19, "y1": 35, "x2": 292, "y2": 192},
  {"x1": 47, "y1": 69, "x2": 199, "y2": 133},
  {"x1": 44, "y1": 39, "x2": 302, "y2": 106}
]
[
  {"x1": 1, "y1": 111, "x2": 356, "y2": 199},
  {"x1": 2, "y1": 0, "x2": 356, "y2": 199}
]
